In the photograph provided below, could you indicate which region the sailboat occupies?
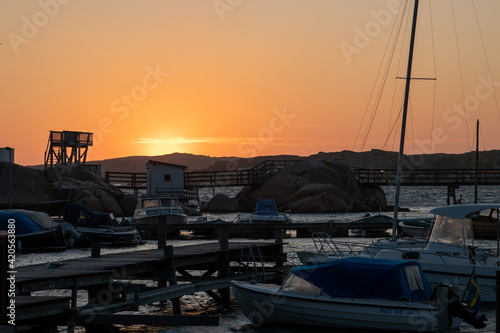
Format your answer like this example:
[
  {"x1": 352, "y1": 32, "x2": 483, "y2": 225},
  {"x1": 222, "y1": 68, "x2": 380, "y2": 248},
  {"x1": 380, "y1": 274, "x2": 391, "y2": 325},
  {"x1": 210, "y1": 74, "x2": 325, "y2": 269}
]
[{"x1": 299, "y1": 1, "x2": 500, "y2": 303}]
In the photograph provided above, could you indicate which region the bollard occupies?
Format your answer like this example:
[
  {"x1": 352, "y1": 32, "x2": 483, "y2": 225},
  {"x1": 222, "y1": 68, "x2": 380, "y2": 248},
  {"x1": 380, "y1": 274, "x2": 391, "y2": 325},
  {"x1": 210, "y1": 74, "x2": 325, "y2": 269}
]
[{"x1": 436, "y1": 286, "x2": 449, "y2": 333}]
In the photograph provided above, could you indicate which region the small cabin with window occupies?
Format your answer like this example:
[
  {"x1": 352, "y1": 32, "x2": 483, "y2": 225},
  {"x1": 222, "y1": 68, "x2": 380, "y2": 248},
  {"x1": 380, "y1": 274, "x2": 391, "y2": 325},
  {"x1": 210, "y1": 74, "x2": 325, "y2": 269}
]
[{"x1": 146, "y1": 160, "x2": 187, "y2": 197}]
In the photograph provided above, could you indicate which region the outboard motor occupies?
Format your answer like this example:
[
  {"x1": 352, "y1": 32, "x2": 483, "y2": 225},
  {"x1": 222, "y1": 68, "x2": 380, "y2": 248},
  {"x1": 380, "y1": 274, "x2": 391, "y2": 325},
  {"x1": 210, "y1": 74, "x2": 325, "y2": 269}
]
[
  {"x1": 431, "y1": 284, "x2": 487, "y2": 329},
  {"x1": 60, "y1": 222, "x2": 91, "y2": 247}
]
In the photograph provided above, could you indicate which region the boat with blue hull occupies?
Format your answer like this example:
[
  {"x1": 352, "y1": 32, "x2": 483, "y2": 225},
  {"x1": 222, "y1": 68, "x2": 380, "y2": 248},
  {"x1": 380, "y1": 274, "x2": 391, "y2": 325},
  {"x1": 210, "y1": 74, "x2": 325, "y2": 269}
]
[{"x1": 0, "y1": 210, "x2": 66, "y2": 252}]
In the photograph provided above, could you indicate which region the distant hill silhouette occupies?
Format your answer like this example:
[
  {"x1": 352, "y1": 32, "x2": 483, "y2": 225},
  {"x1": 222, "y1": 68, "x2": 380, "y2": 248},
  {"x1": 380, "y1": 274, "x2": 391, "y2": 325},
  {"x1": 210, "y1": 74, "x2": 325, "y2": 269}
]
[{"x1": 81, "y1": 149, "x2": 500, "y2": 176}]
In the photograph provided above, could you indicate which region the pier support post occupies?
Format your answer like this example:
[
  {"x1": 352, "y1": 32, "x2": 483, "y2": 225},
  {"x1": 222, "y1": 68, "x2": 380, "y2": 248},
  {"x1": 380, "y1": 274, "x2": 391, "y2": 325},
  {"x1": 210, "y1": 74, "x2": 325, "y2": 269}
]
[
  {"x1": 274, "y1": 228, "x2": 284, "y2": 267},
  {"x1": 496, "y1": 271, "x2": 500, "y2": 333},
  {"x1": 446, "y1": 185, "x2": 458, "y2": 205},
  {"x1": 164, "y1": 245, "x2": 181, "y2": 315},
  {"x1": 436, "y1": 286, "x2": 449, "y2": 333},
  {"x1": 158, "y1": 215, "x2": 166, "y2": 250},
  {"x1": 218, "y1": 227, "x2": 230, "y2": 305}
]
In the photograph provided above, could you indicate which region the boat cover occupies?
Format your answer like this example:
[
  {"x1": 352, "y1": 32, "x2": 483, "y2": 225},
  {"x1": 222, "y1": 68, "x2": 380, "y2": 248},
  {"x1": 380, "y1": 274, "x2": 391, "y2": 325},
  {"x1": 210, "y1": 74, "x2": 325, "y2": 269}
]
[
  {"x1": 255, "y1": 199, "x2": 278, "y2": 215},
  {"x1": 0, "y1": 211, "x2": 43, "y2": 235},
  {"x1": 291, "y1": 257, "x2": 432, "y2": 302},
  {"x1": 63, "y1": 203, "x2": 118, "y2": 228}
]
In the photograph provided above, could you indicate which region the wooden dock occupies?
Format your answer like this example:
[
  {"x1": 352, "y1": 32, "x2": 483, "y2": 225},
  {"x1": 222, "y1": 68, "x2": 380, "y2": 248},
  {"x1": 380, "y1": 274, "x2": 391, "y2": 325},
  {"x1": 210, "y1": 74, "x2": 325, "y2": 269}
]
[
  {"x1": 4, "y1": 236, "x2": 288, "y2": 332},
  {"x1": 167, "y1": 220, "x2": 395, "y2": 239}
]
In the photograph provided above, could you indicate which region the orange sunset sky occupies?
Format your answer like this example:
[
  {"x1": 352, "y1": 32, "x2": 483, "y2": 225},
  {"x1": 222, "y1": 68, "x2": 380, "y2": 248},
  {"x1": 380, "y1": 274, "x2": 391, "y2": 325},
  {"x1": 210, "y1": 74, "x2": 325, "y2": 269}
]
[{"x1": 1, "y1": 0, "x2": 500, "y2": 166}]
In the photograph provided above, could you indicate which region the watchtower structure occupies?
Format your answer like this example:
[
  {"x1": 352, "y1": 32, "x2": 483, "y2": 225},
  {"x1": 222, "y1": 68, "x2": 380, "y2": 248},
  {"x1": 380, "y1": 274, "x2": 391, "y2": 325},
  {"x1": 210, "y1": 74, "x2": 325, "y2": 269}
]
[{"x1": 44, "y1": 130, "x2": 93, "y2": 169}]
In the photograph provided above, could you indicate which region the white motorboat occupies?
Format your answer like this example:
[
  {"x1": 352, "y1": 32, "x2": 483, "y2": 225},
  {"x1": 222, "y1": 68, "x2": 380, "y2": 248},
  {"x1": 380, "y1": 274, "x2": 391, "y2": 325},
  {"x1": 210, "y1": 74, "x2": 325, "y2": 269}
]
[
  {"x1": 237, "y1": 199, "x2": 291, "y2": 223},
  {"x1": 377, "y1": 204, "x2": 500, "y2": 303},
  {"x1": 131, "y1": 196, "x2": 187, "y2": 239},
  {"x1": 232, "y1": 257, "x2": 485, "y2": 331}
]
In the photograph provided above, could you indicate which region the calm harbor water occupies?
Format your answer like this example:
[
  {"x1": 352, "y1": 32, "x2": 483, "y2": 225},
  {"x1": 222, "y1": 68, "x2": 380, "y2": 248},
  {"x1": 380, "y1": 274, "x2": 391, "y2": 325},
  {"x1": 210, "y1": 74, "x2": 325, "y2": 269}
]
[{"x1": 16, "y1": 185, "x2": 500, "y2": 332}]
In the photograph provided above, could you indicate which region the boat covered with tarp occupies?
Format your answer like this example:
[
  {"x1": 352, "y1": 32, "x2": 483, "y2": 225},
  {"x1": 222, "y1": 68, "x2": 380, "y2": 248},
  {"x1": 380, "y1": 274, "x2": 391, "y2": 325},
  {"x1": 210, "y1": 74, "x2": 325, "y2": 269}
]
[{"x1": 232, "y1": 257, "x2": 486, "y2": 331}]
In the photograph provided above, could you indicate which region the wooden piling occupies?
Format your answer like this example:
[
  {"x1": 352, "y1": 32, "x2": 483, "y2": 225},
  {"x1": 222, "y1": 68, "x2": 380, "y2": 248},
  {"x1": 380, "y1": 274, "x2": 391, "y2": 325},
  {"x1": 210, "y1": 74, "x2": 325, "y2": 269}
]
[
  {"x1": 496, "y1": 271, "x2": 500, "y2": 333},
  {"x1": 157, "y1": 215, "x2": 166, "y2": 250},
  {"x1": 436, "y1": 286, "x2": 449, "y2": 333},
  {"x1": 218, "y1": 227, "x2": 230, "y2": 305},
  {"x1": 164, "y1": 245, "x2": 181, "y2": 315},
  {"x1": 274, "y1": 228, "x2": 284, "y2": 267}
]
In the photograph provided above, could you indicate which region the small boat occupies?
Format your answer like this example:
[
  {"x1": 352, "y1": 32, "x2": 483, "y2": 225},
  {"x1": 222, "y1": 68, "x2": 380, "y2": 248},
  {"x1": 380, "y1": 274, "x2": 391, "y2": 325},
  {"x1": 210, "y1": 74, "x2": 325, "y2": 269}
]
[
  {"x1": 0, "y1": 210, "x2": 66, "y2": 252},
  {"x1": 131, "y1": 196, "x2": 187, "y2": 240},
  {"x1": 398, "y1": 217, "x2": 434, "y2": 237},
  {"x1": 231, "y1": 257, "x2": 485, "y2": 331},
  {"x1": 472, "y1": 208, "x2": 500, "y2": 239},
  {"x1": 62, "y1": 203, "x2": 143, "y2": 247},
  {"x1": 237, "y1": 199, "x2": 291, "y2": 223},
  {"x1": 348, "y1": 213, "x2": 393, "y2": 237}
]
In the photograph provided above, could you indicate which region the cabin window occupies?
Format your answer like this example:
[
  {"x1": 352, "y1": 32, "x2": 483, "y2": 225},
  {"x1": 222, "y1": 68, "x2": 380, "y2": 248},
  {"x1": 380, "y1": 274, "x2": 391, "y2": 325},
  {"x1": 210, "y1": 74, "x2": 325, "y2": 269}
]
[
  {"x1": 143, "y1": 199, "x2": 160, "y2": 208},
  {"x1": 164, "y1": 174, "x2": 171, "y2": 181},
  {"x1": 405, "y1": 266, "x2": 425, "y2": 291}
]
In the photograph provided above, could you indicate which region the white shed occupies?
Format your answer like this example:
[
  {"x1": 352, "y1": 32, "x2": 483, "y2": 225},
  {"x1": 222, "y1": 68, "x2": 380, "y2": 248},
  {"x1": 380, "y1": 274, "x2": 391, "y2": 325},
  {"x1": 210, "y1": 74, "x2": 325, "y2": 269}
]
[{"x1": 146, "y1": 160, "x2": 187, "y2": 197}]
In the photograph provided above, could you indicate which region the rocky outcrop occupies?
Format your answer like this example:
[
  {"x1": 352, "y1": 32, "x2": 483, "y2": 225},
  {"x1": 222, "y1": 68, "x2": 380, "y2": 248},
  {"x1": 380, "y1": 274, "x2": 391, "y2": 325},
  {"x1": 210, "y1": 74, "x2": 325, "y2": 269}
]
[
  {"x1": 0, "y1": 163, "x2": 137, "y2": 217},
  {"x1": 236, "y1": 160, "x2": 387, "y2": 213},
  {"x1": 46, "y1": 165, "x2": 136, "y2": 217},
  {"x1": 0, "y1": 162, "x2": 56, "y2": 204},
  {"x1": 202, "y1": 193, "x2": 239, "y2": 213}
]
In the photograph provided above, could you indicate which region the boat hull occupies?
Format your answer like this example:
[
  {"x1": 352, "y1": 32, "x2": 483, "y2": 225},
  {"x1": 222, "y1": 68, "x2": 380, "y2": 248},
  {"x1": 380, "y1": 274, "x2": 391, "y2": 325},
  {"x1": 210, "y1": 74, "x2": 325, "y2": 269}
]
[
  {"x1": 231, "y1": 281, "x2": 438, "y2": 332},
  {"x1": 132, "y1": 214, "x2": 187, "y2": 240},
  {"x1": 16, "y1": 227, "x2": 66, "y2": 253}
]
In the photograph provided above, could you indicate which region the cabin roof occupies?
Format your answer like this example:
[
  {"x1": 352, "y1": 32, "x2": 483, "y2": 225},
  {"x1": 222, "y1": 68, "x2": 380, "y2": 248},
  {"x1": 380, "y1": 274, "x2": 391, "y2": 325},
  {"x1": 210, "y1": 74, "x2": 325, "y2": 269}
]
[
  {"x1": 429, "y1": 204, "x2": 500, "y2": 219},
  {"x1": 146, "y1": 160, "x2": 187, "y2": 169}
]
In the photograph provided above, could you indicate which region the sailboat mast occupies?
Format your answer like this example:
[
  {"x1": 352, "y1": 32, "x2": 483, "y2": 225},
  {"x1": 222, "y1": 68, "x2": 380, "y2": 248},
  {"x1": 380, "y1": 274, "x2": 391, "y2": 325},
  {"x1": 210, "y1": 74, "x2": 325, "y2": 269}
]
[
  {"x1": 474, "y1": 119, "x2": 479, "y2": 204},
  {"x1": 392, "y1": 0, "x2": 420, "y2": 241}
]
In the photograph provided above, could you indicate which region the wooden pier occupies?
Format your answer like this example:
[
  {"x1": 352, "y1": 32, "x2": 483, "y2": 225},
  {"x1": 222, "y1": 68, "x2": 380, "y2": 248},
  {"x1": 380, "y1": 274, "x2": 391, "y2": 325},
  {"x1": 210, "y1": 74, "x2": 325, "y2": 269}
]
[
  {"x1": 167, "y1": 220, "x2": 395, "y2": 239},
  {"x1": 3, "y1": 233, "x2": 288, "y2": 332}
]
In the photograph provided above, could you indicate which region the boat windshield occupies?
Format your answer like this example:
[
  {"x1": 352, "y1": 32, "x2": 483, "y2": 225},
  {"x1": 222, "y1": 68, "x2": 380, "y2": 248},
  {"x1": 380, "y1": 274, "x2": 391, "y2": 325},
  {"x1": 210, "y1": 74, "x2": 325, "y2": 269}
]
[
  {"x1": 280, "y1": 273, "x2": 321, "y2": 295},
  {"x1": 161, "y1": 198, "x2": 179, "y2": 207},
  {"x1": 142, "y1": 199, "x2": 161, "y2": 208},
  {"x1": 429, "y1": 215, "x2": 474, "y2": 247}
]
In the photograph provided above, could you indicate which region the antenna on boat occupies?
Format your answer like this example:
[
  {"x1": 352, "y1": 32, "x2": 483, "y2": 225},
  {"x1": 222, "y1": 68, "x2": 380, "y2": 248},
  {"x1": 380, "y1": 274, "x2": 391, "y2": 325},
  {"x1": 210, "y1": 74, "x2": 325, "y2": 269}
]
[{"x1": 392, "y1": 0, "x2": 420, "y2": 241}]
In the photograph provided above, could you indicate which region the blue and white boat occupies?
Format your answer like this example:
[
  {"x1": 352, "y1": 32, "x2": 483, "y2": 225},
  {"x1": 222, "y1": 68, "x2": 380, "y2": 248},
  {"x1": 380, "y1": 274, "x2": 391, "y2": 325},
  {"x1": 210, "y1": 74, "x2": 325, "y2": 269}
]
[
  {"x1": 237, "y1": 199, "x2": 291, "y2": 223},
  {"x1": 231, "y1": 257, "x2": 485, "y2": 331},
  {"x1": 0, "y1": 210, "x2": 66, "y2": 252}
]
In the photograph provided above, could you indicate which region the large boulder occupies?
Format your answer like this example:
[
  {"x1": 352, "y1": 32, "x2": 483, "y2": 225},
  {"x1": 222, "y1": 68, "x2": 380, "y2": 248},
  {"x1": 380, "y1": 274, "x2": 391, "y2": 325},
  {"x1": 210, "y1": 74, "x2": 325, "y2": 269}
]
[
  {"x1": 0, "y1": 162, "x2": 56, "y2": 204},
  {"x1": 237, "y1": 160, "x2": 387, "y2": 213},
  {"x1": 202, "y1": 193, "x2": 239, "y2": 213}
]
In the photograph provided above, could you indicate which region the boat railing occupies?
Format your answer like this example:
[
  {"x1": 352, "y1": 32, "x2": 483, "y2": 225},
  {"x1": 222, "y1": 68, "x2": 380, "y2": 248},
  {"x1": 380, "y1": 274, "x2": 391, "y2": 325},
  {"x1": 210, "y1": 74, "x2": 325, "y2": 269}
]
[
  {"x1": 311, "y1": 232, "x2": 377, "y2": 259},
  {"x1": 238, "y1": 245, "x2": 267, "y2": 283}
]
